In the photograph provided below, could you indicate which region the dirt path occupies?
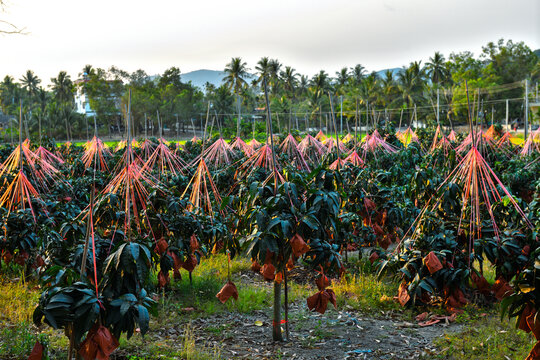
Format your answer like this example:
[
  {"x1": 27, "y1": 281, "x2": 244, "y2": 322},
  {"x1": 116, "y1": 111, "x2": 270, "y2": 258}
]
[{"x1": 185, "y1": 304, "x2": 460, "y2": 359}]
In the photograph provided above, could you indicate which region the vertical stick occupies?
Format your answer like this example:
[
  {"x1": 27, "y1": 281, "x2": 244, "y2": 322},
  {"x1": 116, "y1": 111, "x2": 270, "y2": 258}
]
[
  {"x1": 524, "y1": 79, "x2": 529, "y2": 140},
  {"x1": 19, "y1": 101, "x2": 23, "y2": 170},
  {"x1": 176, "y1": 114, "x2": 179, "y2": 140},
  {"x1": 156, "y1": 110, "x2": 163, "y2": 139},
  {"x1": 436, "y1": 88, "x2": 440, "y2": 126},
  {"x1": 283, "y1": 267, "x2": 290, "y2": 341},
  {"x1": 236, "y1": 94, "x2": 241, "y2": 138},
  {"x1": 465, "y1": 80, "x2": 474, "y2": 148},
  {"x1": 505, "y1": 99, "x2": 509, "y2": 132},
  {"x1": 365, "y1": 101, "x2": 369, "y2": 134},
  {"x1": 340, "y1": 95, "x2": 343, "y2": 134},
  {"x1": 203, "y1": 102, "x2": 210, "y2": 143},
  {"x1": 144, "y1": 113, "x2": 148, "y2": 139},
  {"x1": 38, "y1": 114, "x2": 42, "y2": 147},
  {"x1": 263, "y1": 77, "x2": 284, "y2": 342},
  {"x1": 328, "y1": 93, "x2": 341, "y2": 168},
  {"x1": 319, "y1": 105, "x2": 322, "y2": 131},
  {"x1": 127, "y1": 90, "x2": 132, "y2": 163},
  {"x1": 354, "y1": 98, "x2": 359, "y2": 147},
  {"x1": 190, "y1": 118, "x2": 196, "y2": 139}
]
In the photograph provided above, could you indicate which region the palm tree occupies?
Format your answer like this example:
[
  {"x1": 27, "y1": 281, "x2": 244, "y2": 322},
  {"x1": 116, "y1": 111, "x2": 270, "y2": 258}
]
[
  {"x1": 51, "y1": 71, "x2": 74, "y2": 103},
  {"x1": 0, "y1": 75, "x2": 19, "y2": 114},
  {"x1": 380, "y1": 70, "x2": 398, "y2": 110},
  {"x1": 223, "y1": 57, "x2": 249, "y2": 137},
  {"x1": 50, "y1": 71, "x2": 74, "y2": 140},
  {"x1": 79, "y1": 64, "x2": 95, "y2": 79},
  {"x1": 268, "y1": 59, "x2": 282, "y2": 96},
  {"x1": 298, "y1": 75, "x2": 309, "y2": 97},
  {"x1": 311, "y1": 71, "x2": 331, "y2": 130},
  {"x1": 311, "y1": 70, "x2": 331, "y2": 93},
  {"x1": 280, "y1": 66, "x2": 299, "y2": 132},
  {"x1": 335, "y1": 67, "x2": 349, "y2": 91},
  {"x1": 358, "y1": 73, "x2": 380, "y2": 130},
  {"x1": 255, "y1": 57, "x2": 271, "y2": 85},
  {"x1": 426, "y1": 52, "x2": 448, "y2": 85},
  {"x1": 350, "y1": 64, "x2": 366, "y2": 86},
  {"x1": 20, "y1": 70, "x2": 41, "y2": 99},
  {"x1": 398, "y1": 65, "x2": 421, "y2": 125},
  {"x1": 34, "y1": 87, "x2": 48, "y2": 143},
  {"x1": 280, "y1": 66, "x2": 298, "y2": 99}
]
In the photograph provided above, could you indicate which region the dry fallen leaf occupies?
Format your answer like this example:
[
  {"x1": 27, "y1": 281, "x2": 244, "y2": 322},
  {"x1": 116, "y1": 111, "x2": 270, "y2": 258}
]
[{"x1": 254, "y1": 320, "x2": 263, "y2": 326}]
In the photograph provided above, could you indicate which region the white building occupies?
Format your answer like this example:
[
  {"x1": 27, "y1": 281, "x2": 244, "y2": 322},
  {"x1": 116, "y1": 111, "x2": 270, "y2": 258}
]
[{"x1": 74, "y1": 79, "x2": 96, "y2": 117}]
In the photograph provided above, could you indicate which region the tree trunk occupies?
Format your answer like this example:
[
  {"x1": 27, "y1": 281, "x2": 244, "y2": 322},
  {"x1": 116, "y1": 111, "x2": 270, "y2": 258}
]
[
  {"x1": 272, "y1": 281, "x2": 283, "y2": 342},
  {"x1": 65, "y1": 117, "x2": 70, "y2": 142},
  {"x1": 236, "y1": 94, "x2": 241, "y2": 138}
]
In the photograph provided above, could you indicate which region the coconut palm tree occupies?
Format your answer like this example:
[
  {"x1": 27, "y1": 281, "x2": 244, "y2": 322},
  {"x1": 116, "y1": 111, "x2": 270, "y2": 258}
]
[
  {"x1": 51, "y1": 71, "x2": 74, "y2": 103},
  {"x1": 350, "y1": 64, "x2": 366, "y2": 86},
  {"x1": 268, "y1": 59, "x2": 282, "y2": 96},
  {"x1": 34, "y1": 87, "x2": 48, "y2": 142},
  {"x1": 223, "y1": 57, "x2": 249, "y2": 137},
  {"x1": 281, "y1": 66, "x2": 298, "y2": 100},
  {"x1": 380, "y1": 70, "x2": 399, "y2": 110},
  {"x1": 398, "y1": 65, "x2": 422, "y2": 125},
  {"x1": 79, "y1": 64, "x2": 95, "y2": 79},
  {"x1": 311, "y1": 70, "x2": 331, "y2": 93},
  {"x1": 298, "y1": 75, "x2": 309, "y2": 97},
  {"x1": 0, "y1": 75, "x2": 20, "y2": 115},
  {"x1": 335, "y1": 67, "x2": 349, "y2": 90},
  {"x1": 280, "y1": 66, "x2": 299, "y2": 132},
  {"x1": 20, "y1": 70, "x2": 41, "y2": 99},
  {"x1": 426, "y1": 52, "x2": 449, "y2": 85},
  {"x1": 50, "y1": 71, "x2": 74, "y2": 140},
  {"x1": 255, "y1": 57, "x2": 271, "y2": 85}
]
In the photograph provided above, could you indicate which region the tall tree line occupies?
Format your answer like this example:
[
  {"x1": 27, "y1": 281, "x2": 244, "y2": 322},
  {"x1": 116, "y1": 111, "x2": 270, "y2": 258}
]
[{"x1": 0, "y1": 39, "x2": 538, "y2": 141}]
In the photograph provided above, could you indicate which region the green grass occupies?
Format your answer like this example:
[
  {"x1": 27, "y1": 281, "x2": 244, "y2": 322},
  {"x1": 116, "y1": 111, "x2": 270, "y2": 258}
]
[
  {"x1": 331, "y1": 258, "x2": 400, "y2": 312},
  {"x1": 2, "y1": 254, "x2": 537, "y2": 359},
  {"x1": 165, "y1": 254, "x2": 273, "y2": 317},
  {"x1": 0, "y1": 277, "x2": 39, "y2": 325},
  {"x1": 432, "y1": 313, "x2": 535, "y2": 360},
  {"x1": 115, "y1": 323, "x2": 220, "y2": 360},
  {"x1": 0, "y1": 323, "x2": 40, "y2": 358}
]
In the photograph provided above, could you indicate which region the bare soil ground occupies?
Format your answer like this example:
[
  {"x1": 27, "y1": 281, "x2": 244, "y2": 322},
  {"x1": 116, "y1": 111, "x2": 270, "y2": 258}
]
[{"x1": 115, "y1": 304, "x2": 461, "y2": 360}]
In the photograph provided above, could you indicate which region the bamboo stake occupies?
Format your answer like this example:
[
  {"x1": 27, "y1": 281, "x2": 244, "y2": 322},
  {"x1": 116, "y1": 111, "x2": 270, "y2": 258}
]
[
  {"x1": 328, "y1": 93, "x2": 341, "y2": 168},
  {"x1": 262, "y1": 77, "x2": 285, "y2": 342}
]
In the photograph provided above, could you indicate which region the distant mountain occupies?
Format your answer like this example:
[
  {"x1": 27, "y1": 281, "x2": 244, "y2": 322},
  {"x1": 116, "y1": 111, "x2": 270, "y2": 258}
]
[
  {"x1": 375, "y1": 68, "x2": 401, "y2": 78},
  {"x1": 182, "y1": 69, "x2": 256, "y2": 90},
  {"x1": 181, "y1": 68, "x2": 401, "y2": 91}
]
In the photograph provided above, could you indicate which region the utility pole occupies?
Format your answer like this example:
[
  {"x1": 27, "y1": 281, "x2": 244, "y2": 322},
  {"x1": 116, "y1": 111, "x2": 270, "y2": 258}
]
[
  {"x1": 365, "y1": 101, "x2": 369, "y2": 134},
  {"x1": 340, "y1": 95, "x2": 343, "y2": 134},
  {"x1": 525, "y1": 79, "x2": 529, "y2": 140},
  {"x1": 436, "y1": 88, "x2": 440, "y2": 126},
  {"x1": 505, "y1": 99, "x2": 509, "y2": 131},
  {"x1": 176, "y1": 114, "x2": 179, "y2": 139},
  {"x1": 144, "y1": 113, "x2": 148, "y2": 139}
]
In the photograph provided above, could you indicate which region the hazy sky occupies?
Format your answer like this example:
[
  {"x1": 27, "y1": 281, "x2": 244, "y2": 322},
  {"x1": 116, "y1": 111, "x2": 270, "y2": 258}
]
[{"x1": 1, "y1": 0, "x2": 539, "y2": 85}]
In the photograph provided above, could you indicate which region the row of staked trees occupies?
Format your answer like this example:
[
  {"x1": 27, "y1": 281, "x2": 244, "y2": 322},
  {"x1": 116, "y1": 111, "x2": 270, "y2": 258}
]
[{"x1": 0, "y1": 38, "x2": 539, "y2": 142}]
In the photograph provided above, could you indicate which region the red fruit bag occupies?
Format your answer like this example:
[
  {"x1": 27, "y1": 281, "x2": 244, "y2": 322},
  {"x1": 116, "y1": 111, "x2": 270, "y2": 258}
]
[{"x1": 216, "y1": 281, "x2": 239, "y2": 303}]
